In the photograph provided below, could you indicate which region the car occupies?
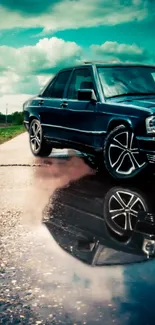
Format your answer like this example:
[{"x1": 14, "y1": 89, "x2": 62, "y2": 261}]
[{"x1": 23, "y1": 61, "x2": 155, "y2": 180}]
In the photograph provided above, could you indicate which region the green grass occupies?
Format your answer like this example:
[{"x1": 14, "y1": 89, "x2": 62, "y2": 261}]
[{"x1": 0, "y1": 125, "x2": 25, "y2": 144}]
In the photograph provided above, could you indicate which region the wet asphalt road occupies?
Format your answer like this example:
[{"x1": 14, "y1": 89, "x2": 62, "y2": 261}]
[{"x1": 1, "y1": 133, "x2": 155, "y2": 325}]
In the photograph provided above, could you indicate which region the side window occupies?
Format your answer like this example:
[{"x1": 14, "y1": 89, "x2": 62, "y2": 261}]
[
  {"x1": 47, "y1": 70, "x2": 71, "y2": 98},
  {"x1": 67, "y1": 68, "x2": 95, "y2": 100},
  {"x1": 42, "y1": 77, "x2": 56, "y2": 97}
]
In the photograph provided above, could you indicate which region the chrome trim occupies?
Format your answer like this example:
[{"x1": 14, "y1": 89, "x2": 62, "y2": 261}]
[
  {"x1": 147, "y1": 154, "x2": 155, "y2": 163},
  {"x1": 62, "y1": 202, "x2": 103, "y2": 220},
  {"x1": 41, "y1": 123, "x2": 106, "y2": 134},
  {"x1": 44, "y1": 136, "x2": 95, "y2": 149},
  {"x1": 137, "y1": 136, "x2": 155, "y2": 141}
]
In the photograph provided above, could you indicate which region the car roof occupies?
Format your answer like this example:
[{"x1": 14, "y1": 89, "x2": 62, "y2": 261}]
[{"x1": 59, "y1": 61, "x2": 155, "y2": 72}]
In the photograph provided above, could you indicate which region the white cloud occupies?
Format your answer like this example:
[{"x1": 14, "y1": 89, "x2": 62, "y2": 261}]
[
  {"x1": 37, "y1": 74, "x2": 52, "y2": 87},
  {"x1": 0, "y1": 37, "x2": 83, "y2": 113},
  {"x1": 0, "y1": 94, "x2": 31, "y2": 114},
  {"x1": 0, "y1": 71, "x2": 42, "y2": 96},
  {"x1": 91, "y1": 41, "x2": 151, "y2": 63},
  {"x1": 0, "y1": 0, "x2": 153, "y2": 33},
  {"x1": 0, "y1": 37, "x2": 82, "y2": 76},
  {"x1": 0, "y1": 36, "x2": 82, "y2": 95}
]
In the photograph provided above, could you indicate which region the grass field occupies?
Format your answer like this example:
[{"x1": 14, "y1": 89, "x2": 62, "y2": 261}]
[{"x1": 0, "y1": 125, "x2": 25, "y2": 144}]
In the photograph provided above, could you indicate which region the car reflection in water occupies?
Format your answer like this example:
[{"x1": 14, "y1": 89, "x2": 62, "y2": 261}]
[{"x1": 43, "y1": 166, "x2": 155, "y2": 265}]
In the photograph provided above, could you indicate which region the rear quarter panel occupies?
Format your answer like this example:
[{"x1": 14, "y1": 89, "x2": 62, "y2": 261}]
[{"x1": 23, "y1": 97, "x2": 41, "y2": 125}]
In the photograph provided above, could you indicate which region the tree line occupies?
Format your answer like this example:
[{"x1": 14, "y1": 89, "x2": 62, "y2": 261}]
[{"x1": 0, "y1": 111, "x2": 24, "y2": 125}]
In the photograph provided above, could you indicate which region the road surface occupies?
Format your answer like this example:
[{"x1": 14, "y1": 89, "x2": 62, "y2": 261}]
[
  {"x1": 0, "y1": 133, "x2": 110, "y2": 325},
  {"x1": 1, "y1": 133, "x2": 155, "y2": 325}
]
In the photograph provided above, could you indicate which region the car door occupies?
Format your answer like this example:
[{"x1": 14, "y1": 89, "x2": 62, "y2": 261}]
[
  {"x1": 38, "y1": 69, "x2": 72, "y2": 141},
  {"x1": 63, "y1": 67, "x2": 98, "y2": 147}
]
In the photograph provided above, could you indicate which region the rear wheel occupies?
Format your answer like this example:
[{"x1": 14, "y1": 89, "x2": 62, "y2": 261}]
[
  {"x1": 29, "y1": 119, "x2": 52, "y2": 157},
  {"x1": 104, "y1": 125, "x2": 147, "y2": 179}
]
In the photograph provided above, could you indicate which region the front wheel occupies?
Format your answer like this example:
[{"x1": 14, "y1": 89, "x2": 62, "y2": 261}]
[
  {"x1": 104, "y1": 125, "x2": 147, "y2": 180},
  {"x1": 104, "y1": 187, "x2": 148, "y2": 237},
  {"x1": 29, "y1": 119, "x2": 52, "y2": 157}
]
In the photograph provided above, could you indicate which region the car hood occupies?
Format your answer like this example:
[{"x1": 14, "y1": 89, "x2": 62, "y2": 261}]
[{"x1": 112, "y1": 96, "x2": 155, "y2": 114}]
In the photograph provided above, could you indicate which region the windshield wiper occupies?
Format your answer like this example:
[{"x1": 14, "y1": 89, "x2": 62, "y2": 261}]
[{"x1": 108, "y1": 92, "x2": 155, "y2": 99}]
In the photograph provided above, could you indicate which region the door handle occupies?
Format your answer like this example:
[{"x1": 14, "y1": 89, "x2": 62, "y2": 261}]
[
  {"x1": 60, "y1": 102, "x2": 68, "y2": 108},
  {"x1": 38, "y1": 99, "x2": 44, "y2": 105}
]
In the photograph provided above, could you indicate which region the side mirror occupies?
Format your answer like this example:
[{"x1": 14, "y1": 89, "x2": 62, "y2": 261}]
[{"x1": 77, "y1": 89, "x2": 97, "y2": 103}]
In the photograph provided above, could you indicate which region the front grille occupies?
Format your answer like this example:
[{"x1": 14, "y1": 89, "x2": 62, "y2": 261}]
[{"x1": 147, "y1": 154, "x2": 155, "y2": 163}]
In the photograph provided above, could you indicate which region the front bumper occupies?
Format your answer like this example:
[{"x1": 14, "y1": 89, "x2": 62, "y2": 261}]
[{"x1": 137, "y1": 136, "x2": 155, "y2": 163}]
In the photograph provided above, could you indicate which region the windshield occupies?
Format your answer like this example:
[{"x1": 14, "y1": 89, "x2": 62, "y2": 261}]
[{"x1": 97, "y1": 66, "x2": 155, "y2": 98}]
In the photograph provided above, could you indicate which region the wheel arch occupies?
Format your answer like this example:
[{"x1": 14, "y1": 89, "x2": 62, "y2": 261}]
[
  {"x1": 29, "y1": 114, "x2": 40, "y2": 124},
  {"x1": 25, "y1": 115, "x2": 40, "y2": 132},
  {"x1": 107, "y1": 118, "x2": 133, "y2": 133}
]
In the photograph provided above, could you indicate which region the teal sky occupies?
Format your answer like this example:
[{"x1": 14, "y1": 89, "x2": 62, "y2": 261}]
[
  {"x1": 0, "y1": 0, "x2": 154, "y2": 112},
  {"x1": 0, "y1": 21, "x2": 154, "y2": 51}
]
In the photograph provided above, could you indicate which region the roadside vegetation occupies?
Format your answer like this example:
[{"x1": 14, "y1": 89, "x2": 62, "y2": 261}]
[{"x1": 0, "y1": 112, "x2": 25, "y2": 144}]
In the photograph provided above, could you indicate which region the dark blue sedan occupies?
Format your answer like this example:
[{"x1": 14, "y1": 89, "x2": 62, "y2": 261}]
[{"x1": 23, "y1": 62, "x2": 155, "y2": 179}]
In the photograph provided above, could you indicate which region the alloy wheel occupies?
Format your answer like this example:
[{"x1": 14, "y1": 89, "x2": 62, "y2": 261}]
[
  {"x1": 108, "y1": 190, "x2": 146, "y2": 232},
  {"x1": 104, "y1": 188, "x2": 148, "y2": 237},
  {"x1": 30, "y1": 121, "x2": 42, "y2": 153},
  {"x1": 108, "y1": 131, "x2": 146, "y2": 176}
]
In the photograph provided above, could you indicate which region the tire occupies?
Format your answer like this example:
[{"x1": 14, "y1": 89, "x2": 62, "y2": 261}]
[
  {"x1": 29, "y1": 119, "x2": 52, "y2": 157},
  {"x1": 104, "y1": 186, "x2": 148, "y2": 237},
  {"x1": 104, "y1": 125, "x2": 147, "y2": 180}
]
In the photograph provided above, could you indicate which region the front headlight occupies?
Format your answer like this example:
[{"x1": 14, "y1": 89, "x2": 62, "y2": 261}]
[{"x1": 146, "y1": 116, "x2": 155, "y2": 134}]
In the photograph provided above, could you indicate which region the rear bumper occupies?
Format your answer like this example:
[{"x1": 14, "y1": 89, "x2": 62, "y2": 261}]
[{"x1": 137, "y1": 136, "x2": 155, "y2": 163}]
